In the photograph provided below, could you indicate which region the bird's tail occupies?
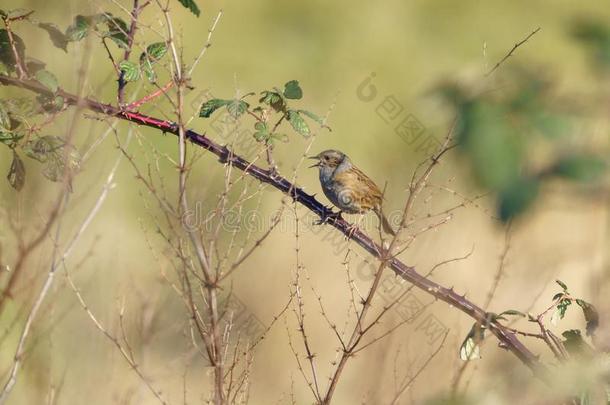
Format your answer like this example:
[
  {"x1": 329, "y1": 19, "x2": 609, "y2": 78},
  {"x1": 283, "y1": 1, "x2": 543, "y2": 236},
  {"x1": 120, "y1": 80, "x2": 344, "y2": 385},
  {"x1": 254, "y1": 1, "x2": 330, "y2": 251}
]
[{"x1": 375, "y1": 209, "x2": 396, "y2": 236}]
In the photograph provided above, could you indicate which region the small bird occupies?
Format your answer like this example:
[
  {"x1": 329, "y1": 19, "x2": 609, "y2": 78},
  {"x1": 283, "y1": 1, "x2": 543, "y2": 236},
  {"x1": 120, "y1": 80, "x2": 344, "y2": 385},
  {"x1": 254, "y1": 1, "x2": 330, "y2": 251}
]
[{"x1": 309, "y1": 149, "x2": 396, "y2": 235}]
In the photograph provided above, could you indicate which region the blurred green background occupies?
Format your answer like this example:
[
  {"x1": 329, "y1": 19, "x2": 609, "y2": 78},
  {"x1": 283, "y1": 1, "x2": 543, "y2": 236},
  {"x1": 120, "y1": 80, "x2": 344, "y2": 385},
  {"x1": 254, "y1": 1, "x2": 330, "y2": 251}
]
[{"x1": 1, "y1": 0, "x2": 609, "y2": 404}]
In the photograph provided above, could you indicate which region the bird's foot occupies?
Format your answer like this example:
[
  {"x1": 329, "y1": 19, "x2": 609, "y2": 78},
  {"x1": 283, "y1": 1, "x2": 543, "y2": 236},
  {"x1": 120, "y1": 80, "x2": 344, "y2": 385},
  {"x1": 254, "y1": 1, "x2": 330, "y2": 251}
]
[
  {"x1": 314, "y1": 209, "x2": 344, "y2": 226},
  {"x1": 346, "y1": 223, "x2": 360, "y2": 239}
]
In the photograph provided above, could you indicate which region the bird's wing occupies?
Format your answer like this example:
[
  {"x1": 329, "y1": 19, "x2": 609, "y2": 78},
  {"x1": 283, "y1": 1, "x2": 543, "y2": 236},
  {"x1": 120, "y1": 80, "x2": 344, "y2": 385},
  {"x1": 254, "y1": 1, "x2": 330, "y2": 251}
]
[{"x1": 334, "y1": 165, "x2": 383, "y2": 210}]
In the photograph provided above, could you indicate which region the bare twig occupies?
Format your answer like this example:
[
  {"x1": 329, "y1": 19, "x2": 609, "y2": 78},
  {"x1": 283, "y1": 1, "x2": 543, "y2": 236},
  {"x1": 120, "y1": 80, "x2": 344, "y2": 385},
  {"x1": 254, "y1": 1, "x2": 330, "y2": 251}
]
[{"x1": 485, "y1": 27, "x2": 541, "y2": 77}]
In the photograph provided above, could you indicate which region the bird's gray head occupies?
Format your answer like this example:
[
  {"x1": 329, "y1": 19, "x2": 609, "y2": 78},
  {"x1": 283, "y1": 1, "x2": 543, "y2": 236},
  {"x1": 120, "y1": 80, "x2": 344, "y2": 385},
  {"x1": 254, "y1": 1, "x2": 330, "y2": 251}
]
[
  {"x1": 308, "y1": 149, "x2": 348, "y2": 170},
  {"x1": 308, "y1": 149, "x2": 351, "y2": 183}
]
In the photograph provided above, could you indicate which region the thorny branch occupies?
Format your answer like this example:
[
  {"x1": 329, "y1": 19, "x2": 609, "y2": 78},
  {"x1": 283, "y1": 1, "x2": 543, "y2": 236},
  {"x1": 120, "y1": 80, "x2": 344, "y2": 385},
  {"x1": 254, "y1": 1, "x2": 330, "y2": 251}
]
[{"x1": 0, "y1": 75, "x2": 548, "y2": 383}]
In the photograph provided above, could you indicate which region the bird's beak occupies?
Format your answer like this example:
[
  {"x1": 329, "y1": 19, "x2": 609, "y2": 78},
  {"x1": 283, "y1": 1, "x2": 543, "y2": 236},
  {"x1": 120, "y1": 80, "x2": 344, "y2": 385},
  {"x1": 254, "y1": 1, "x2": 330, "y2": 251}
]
[{"x1": 307, "y1": 155, "x2": 320, "y2": 168}]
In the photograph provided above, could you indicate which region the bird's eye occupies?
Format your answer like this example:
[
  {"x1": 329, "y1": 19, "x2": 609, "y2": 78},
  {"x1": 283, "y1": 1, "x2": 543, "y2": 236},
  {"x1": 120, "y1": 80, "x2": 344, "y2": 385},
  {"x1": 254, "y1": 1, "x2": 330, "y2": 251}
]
[{"x1": 323, "y1": 156, "x2": 329, "y2": 161}]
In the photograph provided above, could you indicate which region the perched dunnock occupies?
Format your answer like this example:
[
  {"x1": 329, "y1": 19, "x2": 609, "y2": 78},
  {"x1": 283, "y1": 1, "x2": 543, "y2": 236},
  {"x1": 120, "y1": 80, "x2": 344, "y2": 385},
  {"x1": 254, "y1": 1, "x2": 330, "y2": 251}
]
[{"x1": 309, "y1": 149, "x2": 396, "y2": 235}]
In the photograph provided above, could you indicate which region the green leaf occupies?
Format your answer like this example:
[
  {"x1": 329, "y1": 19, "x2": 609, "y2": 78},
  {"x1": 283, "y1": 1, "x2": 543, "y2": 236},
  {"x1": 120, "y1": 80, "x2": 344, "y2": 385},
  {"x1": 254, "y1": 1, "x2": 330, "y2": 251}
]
[
  {"x1": 551, "y1": 298, "x2": 572, "y2": 326},
  {"x1": 253, "y1": 121, "x2": 270, "y2": 142},
  {"x1": 297, "y1": 109, "x2": 325, "y2": 125},
  {"x1": 119, "y1": 60, "x2": 140, "y2": 82},
  {"x1": 459, "y1": 324, "x2": 484, "y2": 361},
  {"x1": 287, "y1": 110, "x2": 310, "y2": 137},
  {"x1": 23, "y1": 136, "x2": 80, "y2": 182},
  {"x1": 140, "y1": 58, "x2": 156, "y2": 82},
  {"x1": 139, "y1": 42, "x2": 167, "y2": 82},
  {"x1": 556, "y1": 279, "x2": 568, "y2": 291},
  {"x1": 35, "y1": 69, "x2": 58, "y2": 93},
  {"x1": 571, "y1": 20, "x2": 610, "y2": 70},
  {"x1": 457, "y1": 101, "x2": 524, "y2": 191},
  {"x1": 552, "y1": 154, "x2": 605, "y2": 182},
  {"x1": 104, "y1": 17, "x2": 129, "y2": 49},
  {"x1": 498, "y1": 176, "x2": 539, "y2": 222},
  {"x1": 259, "y1": 90, "x2": 285, "y2": 112},
  {"x1": 36, "y1": 94, "x2": 64, "y2": 113},
  {"x1": 576, "y1": 299, "x2": 599, "y2": 336},
  {"x1": 0, "y1": 98, "x2": 36, "y2": 121},
  {"x1": 143, "y1": 42, "x2": 167, "y2": 62},
  {"x1": 227, "y1": 100, "x2": 248, "y2": 119},
  {"x1": 0, "y1": 104, "x2": 10, "y2": 131},
  {"x1": 65, "y1": 15, "x2": 90, "y2": 42},
  {"x1": 199, "y1": 98, "x2": 231, "y2": 118},
  {"x1": 23, "y1": 135, "x2": 63, "y2": 162},
  {"x1": 178, "y1": 0, "x2": 201, "y2": 17},
  {"x1": 283, "y1": 80, "x2": 303, "y2": 99},
  {"x1": 37, "y1": 23, "x2": 68, "y2": 51},
  {"x1": 0, "y1": 29, "x2": 26, "y2": 72},
  {"x1": 0, "y1": 132, "x2": 23, "y2": 147},
  {"x1": 7, "y1": 151, "x2": 25, "y2": 191}
]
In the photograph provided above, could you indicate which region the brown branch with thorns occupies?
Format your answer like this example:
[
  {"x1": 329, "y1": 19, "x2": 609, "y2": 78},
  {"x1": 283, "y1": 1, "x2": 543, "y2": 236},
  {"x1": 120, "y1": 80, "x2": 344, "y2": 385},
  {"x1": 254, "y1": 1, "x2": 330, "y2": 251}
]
[{"x1": 0, "y1": 73, "x2": 548, "y2": 385}]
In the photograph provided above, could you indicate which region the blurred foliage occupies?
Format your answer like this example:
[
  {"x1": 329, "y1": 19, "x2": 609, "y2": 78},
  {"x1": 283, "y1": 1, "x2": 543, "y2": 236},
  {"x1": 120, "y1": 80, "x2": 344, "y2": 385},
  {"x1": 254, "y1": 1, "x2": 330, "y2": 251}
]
[
  {"x1": 572, "y1": 18, "x2": 610, "y2": 71},
  {"x1": 439, "y1": 65, "x2": 606, "y2": 222}
]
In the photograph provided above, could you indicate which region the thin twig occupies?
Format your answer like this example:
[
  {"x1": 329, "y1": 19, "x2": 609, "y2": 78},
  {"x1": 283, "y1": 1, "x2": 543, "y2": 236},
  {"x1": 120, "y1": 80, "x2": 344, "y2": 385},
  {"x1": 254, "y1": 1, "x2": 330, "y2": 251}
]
[{"x1": 485, "y1": 27, "x2": 541, "y2": 77}]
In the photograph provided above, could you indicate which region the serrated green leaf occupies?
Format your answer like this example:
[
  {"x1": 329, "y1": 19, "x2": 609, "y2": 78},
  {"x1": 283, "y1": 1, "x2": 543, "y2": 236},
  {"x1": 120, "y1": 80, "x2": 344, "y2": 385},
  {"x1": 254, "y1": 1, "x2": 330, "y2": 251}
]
[
  {"x1": 259, "y1": 90, "x2": 285, "y2": 112},
  {"x1": 227, "y1": 100, "x2": 248, "y2": 119},
  {"x1": 104, "y1": 17, "x2": 129, "y2": 49},
  {"x1": 199, "y1": 98, "x2": 231, "y2": 118},
  {"x1": 7, "y1": 151, "x2": 25, "y2": 191},
  {"x1": 144, "y1": 42, "x2": 167, "y2": 62},
  {"x1": 552, "y1": 154, "x2": 605, "y2": 182},
  {"x1": 119, "y1": 60, "x2": 140, "y2": 82},
  {"x1": 35, "y1": 69, "x2": 58, "y2": 93},
  {"x1": 287, "y1": 110, "x2": 310, "y2": 137},
  {"x1": 0, "y1": 29, "x2": 25, "y2": 72},
  {"x1": 139, "y1": 42, "x2": 167, "y2": 82},
  {"x1": 65, "y1": 15, "x2": 90, "y2": 42},
  {"x1": 556, "y1": 279, "x2": 568, "y2": 291},
  {"x1": 253, "y1": 121, "x2": 270, "y2": 142},
  {"x1": 178, "y1": 0, "x2": 201, "y2": 17},
  {"x1": 551, "y1": 298, "x2": 572, "y2": 326},
  {"x1": 37, "y1": 23, "x2": 68, "y2": 52},
  {"x1": 283, "y1": 80, "x2": 303, "y2": 99}
]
